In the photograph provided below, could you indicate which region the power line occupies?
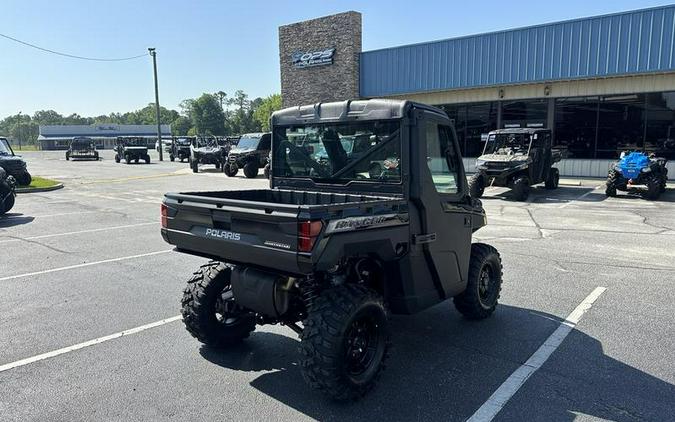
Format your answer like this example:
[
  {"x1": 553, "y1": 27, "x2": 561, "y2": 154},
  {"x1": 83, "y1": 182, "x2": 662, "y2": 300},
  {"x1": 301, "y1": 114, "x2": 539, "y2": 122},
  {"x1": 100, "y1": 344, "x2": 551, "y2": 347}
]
[{"x1": 0, "y1": 32, "x2": 147, "y2": 62}]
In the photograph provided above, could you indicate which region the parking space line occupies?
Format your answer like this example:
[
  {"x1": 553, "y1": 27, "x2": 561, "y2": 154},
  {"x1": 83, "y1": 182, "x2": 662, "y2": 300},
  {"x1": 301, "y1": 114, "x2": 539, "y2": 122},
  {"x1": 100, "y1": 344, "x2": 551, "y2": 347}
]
[
  {"x1": 0, "y1": 315, "x2": 182, "y2": 374},
  {"x1": 467, "y1": 286, "x2": 606, "y2": 422},
  {"x1": 0, "y1": 250, "x2": 172, "y2": 281},
  {"x1": 557, "y1": 184, "x2": 604, "y2": 209},
  {"x1": 2, "y1": 210, "x2": 100, "y2": 219},
  {"x1": 0, "y1": 222, "x2": 157, "y2": 244}
]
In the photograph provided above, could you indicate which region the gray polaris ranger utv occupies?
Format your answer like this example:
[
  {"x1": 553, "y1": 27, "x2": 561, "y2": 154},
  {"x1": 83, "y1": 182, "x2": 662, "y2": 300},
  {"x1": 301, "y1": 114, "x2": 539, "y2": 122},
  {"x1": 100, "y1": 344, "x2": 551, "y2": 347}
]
[
  {"x1": 161, "y1": 99, "x2": 502, "y2": 401},
  {"x1": 0, "y1": 137, "x2": 32, "y2": 186},
  {"x1": 469, "y1": 128, "x2": 562, "y2": 201},
  {"x1": 66, "y1": 137, "x2": 99, "y2": 161}
]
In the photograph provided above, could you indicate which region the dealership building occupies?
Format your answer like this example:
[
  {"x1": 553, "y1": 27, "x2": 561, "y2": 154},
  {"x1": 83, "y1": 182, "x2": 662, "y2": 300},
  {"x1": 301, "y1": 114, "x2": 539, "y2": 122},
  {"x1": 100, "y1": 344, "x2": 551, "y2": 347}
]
[
  {"x1": 38, "y1": 124, "x2": 171, "y2": 150},
  {"x1": 279, "y1": 6, "x2": 675, "y2": 177}
]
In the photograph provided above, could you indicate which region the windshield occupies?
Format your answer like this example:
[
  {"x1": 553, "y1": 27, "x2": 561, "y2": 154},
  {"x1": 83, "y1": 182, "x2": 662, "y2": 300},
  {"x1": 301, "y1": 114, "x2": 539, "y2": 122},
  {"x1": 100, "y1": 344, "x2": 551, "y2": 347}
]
[
  {"x1": 0, "y1": 139, "x2": 12, "y2": 155},
  {"x1": 272, "y1": 120, "x2": 401, "y2": 183},
  {"x1": 122, "y1": 138, "x2": 146, "y2": 146},
  {"x1": 484, "y1": 133, "x2": 531, "y2": 155},
  {"x1": 72, "y1": 139, "x2": 92, "y2": 149},
  {"x1": 236, "y1": 136, "x2": 260, "y2": 150}
]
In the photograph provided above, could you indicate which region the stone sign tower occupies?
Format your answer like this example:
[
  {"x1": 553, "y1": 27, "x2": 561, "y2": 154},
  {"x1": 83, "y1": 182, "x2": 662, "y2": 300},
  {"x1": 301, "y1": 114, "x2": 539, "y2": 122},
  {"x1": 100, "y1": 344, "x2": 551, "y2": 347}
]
[{"x1": 278, "y1": 11, "x2": 362, "y2": 108}]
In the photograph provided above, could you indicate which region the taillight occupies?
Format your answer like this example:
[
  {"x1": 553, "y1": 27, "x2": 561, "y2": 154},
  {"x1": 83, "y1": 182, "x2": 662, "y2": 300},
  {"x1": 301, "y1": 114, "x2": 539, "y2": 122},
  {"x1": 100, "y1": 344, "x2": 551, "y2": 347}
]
[
  {"x1": 160, "y1": 203, "x2": 168, "y2": 228},
  {"x1": 298, "y1": 220, "x2": 322, "y2": 252}
]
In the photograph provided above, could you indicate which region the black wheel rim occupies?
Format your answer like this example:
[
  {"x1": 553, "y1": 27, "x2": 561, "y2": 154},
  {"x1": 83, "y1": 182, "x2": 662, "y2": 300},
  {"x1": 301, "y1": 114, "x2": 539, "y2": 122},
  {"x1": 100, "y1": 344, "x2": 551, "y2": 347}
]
[
  {"x1": 214, "y1": 288, "x2": 245, "y2": 326},
  {"x1": 344, "y1": 312, "x2": 385, "y2": 382},
  {"x1": 478, "y1": 263, "x2": 498, "y2": 307}
]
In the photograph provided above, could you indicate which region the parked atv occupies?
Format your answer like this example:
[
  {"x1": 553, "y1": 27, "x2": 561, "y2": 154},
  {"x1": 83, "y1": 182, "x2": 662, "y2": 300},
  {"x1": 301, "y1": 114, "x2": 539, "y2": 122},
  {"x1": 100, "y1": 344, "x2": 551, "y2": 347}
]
[
  {"x1": 189, "y1": 136, "x2": 224, "y2": 173},
  {"x1": 0, "y1": 137, "x2": 32, "y2": 186},
  {"x1": 114, "y1": 137, "x2": 151, "y2": 164},
  {"x1": 0, "y1": 167, "x2": 16, "y2": 215},
  {"x1": 606, "y1": 151, "x2": 668, "y2": 200},
  {"x1": 169, "y1": 137, "x2": 192, "y2": 162},
  {"x1": 66, "y1": 137, "x2": 99, "y2": 161},
  {"x1": 469, "y1": 128, "x2": 562, "y2": 201},
  {"x1": 162, "y1": 99, "x2": 502, "y2": 401},
  {"x1": 223, "y1": 132, "x2": 271, "y2": 178}
]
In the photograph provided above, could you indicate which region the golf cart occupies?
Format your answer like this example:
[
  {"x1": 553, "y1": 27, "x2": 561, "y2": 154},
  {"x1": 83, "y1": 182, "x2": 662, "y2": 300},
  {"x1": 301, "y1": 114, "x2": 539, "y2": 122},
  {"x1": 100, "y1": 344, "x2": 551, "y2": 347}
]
[
  {"x1": 223, "y1": 132, "x2": 271, "y2": 178},
  {"x1": 114, "y1": 137, "x2": 151, "y2": 164},
  {"x1": 161, "y1": 99, "x2": 501, "y2": 400},
  {"x1": 0, "y1": 137, "x2": 32, "y2": 186},
  {"x1": 169, "y1": 137, "x2": 192, "y2": 162},
  {"x1": 606, "y1": 151, "x2": 668, "y2": 200},
  {"x1": 66, "y1": 137, "x2": 99, "y2": 161},
  {"x1": 189, "y1": 135, "x2": 225, "y2": 173},
  {"x1": 469, "y1": 128, "x2": 562, "y2": 201}
]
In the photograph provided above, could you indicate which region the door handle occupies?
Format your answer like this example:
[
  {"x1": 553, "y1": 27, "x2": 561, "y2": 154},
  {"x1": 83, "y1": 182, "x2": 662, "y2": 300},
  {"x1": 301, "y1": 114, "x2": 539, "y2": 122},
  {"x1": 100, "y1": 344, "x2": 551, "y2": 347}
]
[{"x1": 413, "y1": 233, "x2": 437, "y2": 244}]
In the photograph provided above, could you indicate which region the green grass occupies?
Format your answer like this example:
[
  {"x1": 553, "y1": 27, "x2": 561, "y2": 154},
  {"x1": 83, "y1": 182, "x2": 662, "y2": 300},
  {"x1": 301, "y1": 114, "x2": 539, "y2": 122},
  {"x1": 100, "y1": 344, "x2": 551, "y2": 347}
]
[
  {"x1": 12, "y1": 144, "x2": 40, "y2": 151},
  {"x1": 23, "y1": 176, "x2": 60, "y2": 189}
]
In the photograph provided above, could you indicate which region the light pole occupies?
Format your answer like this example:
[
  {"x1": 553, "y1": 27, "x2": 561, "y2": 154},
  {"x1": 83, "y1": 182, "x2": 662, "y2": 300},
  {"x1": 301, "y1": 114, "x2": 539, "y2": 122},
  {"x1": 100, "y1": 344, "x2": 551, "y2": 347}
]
[{"x1": 148, "y1": 48, "x2": 163, "y2": 161}]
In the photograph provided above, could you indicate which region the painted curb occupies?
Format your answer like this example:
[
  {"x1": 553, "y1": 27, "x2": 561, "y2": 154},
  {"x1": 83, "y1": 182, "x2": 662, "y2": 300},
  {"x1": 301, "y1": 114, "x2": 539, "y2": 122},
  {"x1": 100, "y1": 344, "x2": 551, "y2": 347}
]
[{"x1": 16, "y1": 183, "x2": 64, "y2": 194}]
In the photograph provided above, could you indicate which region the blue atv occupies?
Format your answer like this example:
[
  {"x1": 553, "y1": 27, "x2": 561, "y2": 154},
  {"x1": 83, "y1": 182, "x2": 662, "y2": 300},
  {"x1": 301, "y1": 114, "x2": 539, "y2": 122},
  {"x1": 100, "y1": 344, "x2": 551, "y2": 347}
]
[{"x1": 606, "y1": 151, "x2": 668, "y2": 200}]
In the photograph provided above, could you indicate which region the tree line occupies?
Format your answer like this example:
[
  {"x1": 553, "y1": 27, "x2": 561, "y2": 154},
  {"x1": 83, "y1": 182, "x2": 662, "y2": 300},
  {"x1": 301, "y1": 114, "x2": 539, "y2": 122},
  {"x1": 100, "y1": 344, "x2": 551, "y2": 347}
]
[{"x1": 0, "y1": 90, "x2": 282, "y2": 146}]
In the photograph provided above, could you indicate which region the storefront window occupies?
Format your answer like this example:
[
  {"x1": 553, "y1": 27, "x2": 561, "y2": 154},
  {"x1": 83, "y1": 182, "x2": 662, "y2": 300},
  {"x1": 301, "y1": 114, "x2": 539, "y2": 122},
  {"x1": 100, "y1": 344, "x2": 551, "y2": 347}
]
[
  {"x1": 502, "y1": 99, "x2": 547, "y2": 128},
  {"x1": 465, "y1": 102, "x2": 497, "y2": 157},
  {"x1": 554, "y1": 97, "x2": 598, "y2": 158},
  {"x1": 645, "y1": 92, "x2": 675, "y2": 159},
  {"x1": 596, "y1": 94, "x2": 645, "y2": 159}
]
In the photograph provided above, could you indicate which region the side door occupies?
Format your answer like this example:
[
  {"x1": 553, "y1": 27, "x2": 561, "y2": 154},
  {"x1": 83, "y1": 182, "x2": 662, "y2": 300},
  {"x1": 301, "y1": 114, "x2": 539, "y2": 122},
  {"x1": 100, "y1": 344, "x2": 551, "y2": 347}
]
[
  {"x1": 411, "y1": 113, "x2": 473, "y2": 298},
  {"x1": 257, "y1": 134, "x2": 272, "y2": 166}
]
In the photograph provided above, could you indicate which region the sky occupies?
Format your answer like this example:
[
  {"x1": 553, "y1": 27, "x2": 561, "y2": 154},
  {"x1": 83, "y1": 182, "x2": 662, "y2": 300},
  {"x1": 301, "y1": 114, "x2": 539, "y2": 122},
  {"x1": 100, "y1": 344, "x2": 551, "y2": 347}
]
[{"x1": 1, "y1": 0, "x2": 673, "y2": 119}]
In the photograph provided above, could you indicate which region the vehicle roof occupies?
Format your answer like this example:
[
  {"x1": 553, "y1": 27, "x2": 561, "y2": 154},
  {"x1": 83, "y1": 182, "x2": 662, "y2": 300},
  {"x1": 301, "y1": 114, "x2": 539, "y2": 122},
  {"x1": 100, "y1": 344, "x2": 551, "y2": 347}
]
[
  {"x1": 240, "y1": 132, "x2": 269, "y2": 138},
  {"x1": 271, "y1": 99, "x2": 447, "y2": 125},
  {"x1": 488, "y1": 128, "x2": 550, "y2": 134}
]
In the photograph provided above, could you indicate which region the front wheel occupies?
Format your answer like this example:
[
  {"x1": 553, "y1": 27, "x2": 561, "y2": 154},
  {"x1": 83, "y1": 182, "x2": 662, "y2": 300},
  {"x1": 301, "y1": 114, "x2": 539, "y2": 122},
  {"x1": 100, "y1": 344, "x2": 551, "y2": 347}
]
[
  {"x1": 115, "y1": 154, "x2": 121, "y2": 163},
  {"x1": 511, "y1": 176, "x2": 530, "y2": 201},
  {"x1": 243, "y1": 161, "x2": 258, "y2": 178},
  {"x1": 191, "y1": 160, "x2": 199, "y2": 173},
  {"x1": 545, "y1": 168, "x2": 559, "y2": 189},
  {"x1": 643, "y1": 175, "x2": 661, "y2": 200},
  {"x1": 1, "y1": 194, "x2": 15, "y2": 215},
  {"x1": 224, "y1": 163, "x2": 238, "y2": 177},
  {"x1": 144, "y1": 155, "x2": 151, "y2": 164},
  {"x1": 453, "y1": 243, "x2": 503, "y2": 319},
  {"x1": 469, "y1": 173, "x2": 485, "y2": 198},
  {"x1": 170, "y1": 154, "x2": 175, "y2": 162},
  {"x1": 300, "y1": 284, "x2": 390, "y2": 401},
  {"x1": 16, "y1": 172, "x2": 31, "y2": 186},
  {"x1": 181, "y1": 262, "x2": 256, "y2": 347}
]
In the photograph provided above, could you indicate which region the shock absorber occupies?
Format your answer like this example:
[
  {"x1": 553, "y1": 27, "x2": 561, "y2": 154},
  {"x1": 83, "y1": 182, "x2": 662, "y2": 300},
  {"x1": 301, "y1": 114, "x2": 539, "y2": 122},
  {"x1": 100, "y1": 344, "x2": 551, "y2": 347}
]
[{"x1": 299, "y1": 274, "x2": 319, "y2": 314}]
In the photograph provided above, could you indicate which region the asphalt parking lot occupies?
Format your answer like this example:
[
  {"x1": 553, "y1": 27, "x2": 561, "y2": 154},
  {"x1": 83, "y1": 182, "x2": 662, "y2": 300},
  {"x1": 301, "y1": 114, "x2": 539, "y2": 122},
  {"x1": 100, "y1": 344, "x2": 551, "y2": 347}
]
[{"x1": 1, "y1": 150, "x2": 674, "y2": 421}]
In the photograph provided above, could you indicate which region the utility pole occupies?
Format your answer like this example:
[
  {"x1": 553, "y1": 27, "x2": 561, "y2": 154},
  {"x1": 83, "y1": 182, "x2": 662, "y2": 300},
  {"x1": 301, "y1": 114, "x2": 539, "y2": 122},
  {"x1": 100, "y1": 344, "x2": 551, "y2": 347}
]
[{"x1": 148, "y1": 48, "x2": 163, "y2": 161}]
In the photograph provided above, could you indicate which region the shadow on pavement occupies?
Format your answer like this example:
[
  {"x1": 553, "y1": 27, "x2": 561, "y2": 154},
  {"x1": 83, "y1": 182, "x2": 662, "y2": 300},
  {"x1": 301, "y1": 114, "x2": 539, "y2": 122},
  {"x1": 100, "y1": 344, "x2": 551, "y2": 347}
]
[
  {"x1": 0, "y1": 213, "x2": 35, "y2": 228},
  {"x1": 199, "y1": 304, "x2": 674, "y2": 422}
]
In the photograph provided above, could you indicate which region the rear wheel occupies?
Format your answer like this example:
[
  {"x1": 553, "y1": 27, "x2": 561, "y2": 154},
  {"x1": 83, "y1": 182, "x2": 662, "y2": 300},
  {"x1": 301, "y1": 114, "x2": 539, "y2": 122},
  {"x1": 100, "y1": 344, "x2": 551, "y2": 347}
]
[
  {"x1": 170, "y1": 154, "x2": 175, "y2": 162},
  {"x1": 65, "y1": 151, "x2": 70, "y2": 161},
  {"x1": 545, "y1": 168, "x2": 559, "y2": 189},
  {"x1": 243, "y1": 161, "x2": 258, "y2": 178},
  {"x1": 605, "y1": 170, "x2": 620, "y2": 197},
  {"x1": 469, "y1": 173, "x2": 485, "y2": 198},
  {"x1": 115, "y1": 154, "x2": 121, "y2": 163},
  {"x1": 511, "y1": 176, "x2": 530, "y2": 201},
  {"x1": 453, "y1": 243, "x2": 502, "y2": 319},
  {"x1": 181, "y1": 262, "x2": 256, "y2": 347},
  {"x1": 300, "y1": 284, "x2": 390, "y2": 401},
  {"x1": 144, "y1": 155, "x2": 151, "y2": 164},
  {"x1": 94, "y1": 151, "x2": 99, "y2": 161}
]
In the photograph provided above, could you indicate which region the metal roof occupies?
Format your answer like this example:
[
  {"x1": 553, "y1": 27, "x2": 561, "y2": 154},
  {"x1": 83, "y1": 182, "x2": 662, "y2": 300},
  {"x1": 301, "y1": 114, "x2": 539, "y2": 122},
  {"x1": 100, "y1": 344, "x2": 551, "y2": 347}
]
[
  {"x1": 38, "y1": 124, "x2": 171, "y2": 140},
  {"x1": 360, "y1": 5, "x2": 675, "y2": 97}
]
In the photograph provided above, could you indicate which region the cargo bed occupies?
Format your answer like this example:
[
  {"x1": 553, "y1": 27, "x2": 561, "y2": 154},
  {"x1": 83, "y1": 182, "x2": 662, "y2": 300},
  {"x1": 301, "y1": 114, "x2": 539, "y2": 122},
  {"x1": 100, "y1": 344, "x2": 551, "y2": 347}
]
[{"x1": 161, "y1": 189, "x2": 405, "y2": 274}]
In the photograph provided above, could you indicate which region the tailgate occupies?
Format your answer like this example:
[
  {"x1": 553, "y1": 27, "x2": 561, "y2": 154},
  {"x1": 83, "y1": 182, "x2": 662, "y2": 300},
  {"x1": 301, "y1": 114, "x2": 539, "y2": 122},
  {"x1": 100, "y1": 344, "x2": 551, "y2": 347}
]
[{"x1": 162, "y1": 194, "x2": 303, "y2": 274}]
